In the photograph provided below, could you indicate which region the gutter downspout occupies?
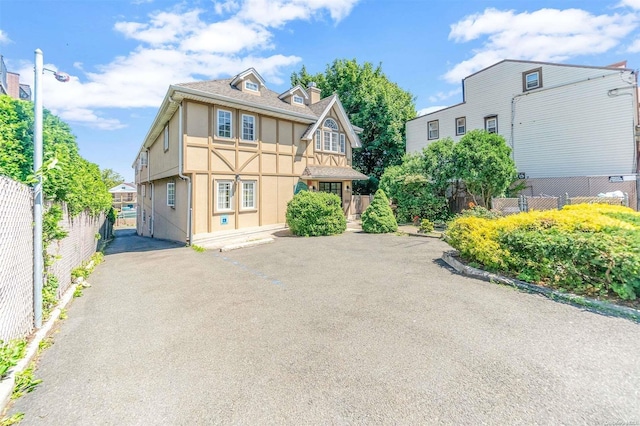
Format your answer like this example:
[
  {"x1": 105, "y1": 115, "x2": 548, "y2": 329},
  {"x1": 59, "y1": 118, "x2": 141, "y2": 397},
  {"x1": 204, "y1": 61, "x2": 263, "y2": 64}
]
[
  {"x1": 173, "y1": 98, "x2": 192, "y2": 244},
  {"x1": 147, "y1": 149, "x2": 153, "y2": 237}
]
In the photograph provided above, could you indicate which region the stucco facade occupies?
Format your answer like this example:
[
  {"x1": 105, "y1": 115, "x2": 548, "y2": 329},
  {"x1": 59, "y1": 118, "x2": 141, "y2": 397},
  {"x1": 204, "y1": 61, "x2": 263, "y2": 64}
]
[{"x1": 134, "y1": 68, "x2": 367, "y2": 243}]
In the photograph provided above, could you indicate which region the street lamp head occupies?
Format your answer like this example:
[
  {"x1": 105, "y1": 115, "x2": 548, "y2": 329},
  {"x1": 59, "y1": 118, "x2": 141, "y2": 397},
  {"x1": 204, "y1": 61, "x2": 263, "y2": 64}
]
[{"x1": 54, "y1": 72, "x2": 70, "y2": 83}]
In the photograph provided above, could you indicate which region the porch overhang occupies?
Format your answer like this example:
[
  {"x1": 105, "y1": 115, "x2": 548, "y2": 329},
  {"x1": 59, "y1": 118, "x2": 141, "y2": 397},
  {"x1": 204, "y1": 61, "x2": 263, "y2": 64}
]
[{"x1": 301, "y1": 166, "x2": 369, "y2": 181}]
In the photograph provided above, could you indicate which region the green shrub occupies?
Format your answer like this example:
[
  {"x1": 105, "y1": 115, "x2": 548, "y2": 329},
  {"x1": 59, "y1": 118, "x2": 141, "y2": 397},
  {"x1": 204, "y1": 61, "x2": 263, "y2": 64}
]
[
  {"x1": 0, "y1": 339, "x2": 27, "y2": 380},
  {"x1": 286, "y1": 191, "x2": 346, "y2": 237},
  {"x1": 446, "y1": 204, "x2": 640, "y2": 300},
  {"x1": 456, "y1": 205, "x2": 500, "y2": 220},
  {"x1": 362, "y1": 189, "x2": 398, "y2": 233},
  {"x1": 419, "y1": 219, "x2": 434, "y2": 233}
]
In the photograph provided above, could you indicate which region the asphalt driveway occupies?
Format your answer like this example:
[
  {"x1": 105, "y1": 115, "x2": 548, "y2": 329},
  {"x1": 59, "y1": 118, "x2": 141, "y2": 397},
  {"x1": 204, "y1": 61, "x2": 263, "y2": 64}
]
[{"x1": 8, "y1": 230, "x2": 640, "y2": 424}]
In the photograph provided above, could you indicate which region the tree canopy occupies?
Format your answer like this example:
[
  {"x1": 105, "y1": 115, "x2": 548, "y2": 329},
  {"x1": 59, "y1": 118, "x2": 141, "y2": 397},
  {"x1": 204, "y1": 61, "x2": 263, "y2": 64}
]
[
  {"x1": 291, "y1": 59, "x2": 416, "y2": 192},
  {"x1": 453, "y1": 130, "x2": 516, "y2": 208},
  {"x1": 380, "y1": 131, "x2": 516, "y2": 221},
  {"x1": 101, "y1": 168, "x2": 125, "y2": 190},
  {"x1": 0, "y1": 95, "x2": 111, "y2": 216}
]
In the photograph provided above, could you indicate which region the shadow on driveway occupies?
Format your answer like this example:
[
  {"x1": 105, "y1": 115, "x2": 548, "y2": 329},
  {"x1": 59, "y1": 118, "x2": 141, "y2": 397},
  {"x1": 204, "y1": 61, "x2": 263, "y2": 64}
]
[{"x1": 104, "y1": 229, "x2": 184, "y2": 255}]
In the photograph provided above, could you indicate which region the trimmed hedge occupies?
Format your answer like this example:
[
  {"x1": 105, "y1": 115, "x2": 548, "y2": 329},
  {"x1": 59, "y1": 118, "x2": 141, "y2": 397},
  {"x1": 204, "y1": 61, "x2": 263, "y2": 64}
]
[
  {"x1": 362, "y1": 189, "x2": 398, "y2": 233},
  {"x1": 286, "y1": 191, "x2": 346, "y2": 237},
  {"x1": 445, "y1": 204, "x2": 640, "y2": 300}
]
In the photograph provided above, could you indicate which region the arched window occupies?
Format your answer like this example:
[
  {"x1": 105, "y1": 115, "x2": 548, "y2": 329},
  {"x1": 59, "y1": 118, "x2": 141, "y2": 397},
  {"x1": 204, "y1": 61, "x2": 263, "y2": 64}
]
[
  {"x1": 323, "y1": 119, "x2": 339, "y2": 131},
  {"x1": 317, "y1": 118, "x2": 345, "y2": 154}
]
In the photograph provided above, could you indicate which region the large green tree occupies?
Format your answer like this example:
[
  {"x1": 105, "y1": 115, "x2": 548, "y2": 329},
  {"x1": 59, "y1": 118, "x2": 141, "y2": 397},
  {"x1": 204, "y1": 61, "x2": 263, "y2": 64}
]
[
  {"x1": 0, "y1": 95, "x2": 111, "y2": 216},
  {"x1": 453, "y1": 130, "x2": 516, "y2": 209},
  {"x1": 101, "y1": 168, "x2": 125, "y2": 190},
  {"x1": 380, "y1": 131, "x2": 516, "y2": 221},
  {"x1": 291, "y1": 59, "x2": 416, "y2": 192}
]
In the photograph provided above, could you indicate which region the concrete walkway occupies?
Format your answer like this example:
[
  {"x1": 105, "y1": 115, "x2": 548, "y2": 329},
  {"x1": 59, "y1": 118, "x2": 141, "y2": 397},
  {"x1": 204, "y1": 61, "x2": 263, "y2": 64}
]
[{"x1": 8, "y1": 230, "x2": 640, "y2": 424}]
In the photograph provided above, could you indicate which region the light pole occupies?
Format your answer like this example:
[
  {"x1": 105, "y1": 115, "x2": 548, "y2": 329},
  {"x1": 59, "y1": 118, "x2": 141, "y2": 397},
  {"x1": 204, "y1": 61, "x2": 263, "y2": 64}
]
[{"x1": 33, "y1": 48, "x2": 69, "y2": 329}]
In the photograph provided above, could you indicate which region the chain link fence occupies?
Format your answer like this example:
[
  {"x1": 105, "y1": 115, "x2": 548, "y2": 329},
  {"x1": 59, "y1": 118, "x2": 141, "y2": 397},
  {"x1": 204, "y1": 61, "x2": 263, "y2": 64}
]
[
  {"x1": 0, "y1": 176, "x2": 34, "y2": 341},
  {"x1": 48, "y1": 207, "x2": 111, "y2": 298},
  {"x1": 0, "y1": 175, "x2": 112, "y2": 341},
  {"x1": 492, "y1": 176, "x2": 636, "y2": 215}
]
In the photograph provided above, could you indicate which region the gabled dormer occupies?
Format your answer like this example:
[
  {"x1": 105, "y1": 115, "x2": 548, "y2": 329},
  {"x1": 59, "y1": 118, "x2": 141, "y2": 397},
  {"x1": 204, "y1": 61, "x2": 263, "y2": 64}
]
[
  {"x1": 278, "y1": 85, "x2": 309, "y2": 107},
  {"x1": 230, "y1": 68, "x2": 266, "y2": 96}
]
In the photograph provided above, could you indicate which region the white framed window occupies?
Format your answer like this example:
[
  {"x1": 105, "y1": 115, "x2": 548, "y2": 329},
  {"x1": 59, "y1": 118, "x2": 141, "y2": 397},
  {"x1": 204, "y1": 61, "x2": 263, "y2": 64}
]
[
  {"x1": 293, "y1": 95, "x2": 304, "y2": 104},
  {"x1": 142, "y1": 209, "x2": 146, "y2": 223},
  {"x1": 323, "y1": 131, "x2": 340, "y2": 152},
  {"x1": 323, "y1": 118, "x2": 339, "y2": 130},
  {"x1": 141, "y1": 184, "x2": 146, "y2": 197},
  {"x1": 241, "y1": 114, "x2": 255, "y2": 141},
  {"x1": 245, "y1": 81, "x2": 259, "y2": 92},
  {"x1": 141, "y1": 152, "x2": 148, "y2": 166},
  {"x1": 523, "y1": 68, "x2": 542, "y2": 91},
  {"x1": 339, "y1": 134, "x2": 345, "y2": 154},
  {"x1": 456, "y1": 117, "x2": 466, "y2": 136},
  {"x1": 217, "y1": 109, "x2": 232, "y2": 138},
  {"x1": 319, "y1": 118, "x2": 343, "y2": 153},
  {"x1": 217, "y1": 181, "x2": 233, "y2": 211},
  {"x1": 167, "y1": 182, "x2": 175, "y2": 207},
  {"x1": 485, "y1": 116, "x2": 498, "y2": 134},
  {"x1": 315, "y1": 129, "x2": 321, "y2": 150},
  {"x1": 428, "y1": 120, "x2": 439, "y2": 140},
  {"x1": 241, "y1": 181, "x2": 256, "y2": 209},
  {"x1": 163, "y1": 124, "x2": 169, "y2": 151}
]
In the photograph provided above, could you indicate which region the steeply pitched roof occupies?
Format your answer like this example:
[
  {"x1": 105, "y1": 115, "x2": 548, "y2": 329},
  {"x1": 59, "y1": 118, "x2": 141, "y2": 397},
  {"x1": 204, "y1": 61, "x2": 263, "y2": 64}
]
[
  {"x1": 230, "y1": 68, "x2": 266, "y2": 88},
  {"x1": 278, "y1": 85, "x2": 309, "y2": 100},
  {"x1": 176, "y1": 79, "x2": 319, "y2": 117}
]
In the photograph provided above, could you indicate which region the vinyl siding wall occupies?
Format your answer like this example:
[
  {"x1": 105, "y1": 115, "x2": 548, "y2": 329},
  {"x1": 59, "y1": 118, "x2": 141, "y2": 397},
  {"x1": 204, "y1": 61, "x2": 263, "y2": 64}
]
[{"x1": 406, "y1": 62, "x2": 637, "y2": 178}]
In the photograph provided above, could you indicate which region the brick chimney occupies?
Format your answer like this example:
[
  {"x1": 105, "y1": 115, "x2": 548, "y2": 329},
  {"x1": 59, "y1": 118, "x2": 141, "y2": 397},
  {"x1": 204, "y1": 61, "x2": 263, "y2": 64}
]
[{"x1": 308, "y1": 82, "x2": 321, "y2": 104}]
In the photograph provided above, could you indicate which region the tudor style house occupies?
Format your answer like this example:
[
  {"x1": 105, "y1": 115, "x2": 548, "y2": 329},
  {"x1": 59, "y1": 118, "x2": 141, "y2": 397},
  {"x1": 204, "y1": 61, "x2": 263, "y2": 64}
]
[
  {"x1": 406, "y1": 60, "x2": 640, "y2": 209},
  {"x1": 133, "y1": 68, "x2": 367, "y2": 244}
]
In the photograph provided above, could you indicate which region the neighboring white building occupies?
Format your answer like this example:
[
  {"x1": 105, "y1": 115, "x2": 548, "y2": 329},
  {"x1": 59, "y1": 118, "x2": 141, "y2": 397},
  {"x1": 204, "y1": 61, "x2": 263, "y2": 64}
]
[{"x1": 406, "y1": 59, "x2": 640, "y2": 208}]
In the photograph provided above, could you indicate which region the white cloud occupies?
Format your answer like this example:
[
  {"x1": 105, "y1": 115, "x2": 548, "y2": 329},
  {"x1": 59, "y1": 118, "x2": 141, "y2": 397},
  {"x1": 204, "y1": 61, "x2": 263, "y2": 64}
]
[
  {"x1": 214, "y1": 0, "x2": 240, "y2": 15},
  {"x1": 26, "y1": 0, "x2": 360, "y2": 130},
  {"x1": 58, "y1": 108, "x2": 126, "y2": 130},
  {"x1": 618, "y1": 0, "x2": 640, "y2": 9},
  {"x1": 629, "y1": 38, "x2": 640, "y2": 52},
  {"x1": 238, "y1": 0, "x2": 359, "y2": 27},
  {"x1": 0, "y1": 29, "x2": 10, "y2": 44},
  {"x1": 418, "y1": 106, "x2": 447, "y2": 116},
  {"x1": 428, "y1": 87, "x2": 462, "y2": 103},
  {"x1": 444, "y1": 7, "x2": 640, "y2": 83}
]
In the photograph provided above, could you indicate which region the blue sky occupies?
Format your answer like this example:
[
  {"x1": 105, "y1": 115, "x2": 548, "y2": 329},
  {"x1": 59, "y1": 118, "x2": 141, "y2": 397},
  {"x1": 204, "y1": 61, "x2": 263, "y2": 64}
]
[{"x1": 1, "y1": 0, "x2": 639, "y2": 182}]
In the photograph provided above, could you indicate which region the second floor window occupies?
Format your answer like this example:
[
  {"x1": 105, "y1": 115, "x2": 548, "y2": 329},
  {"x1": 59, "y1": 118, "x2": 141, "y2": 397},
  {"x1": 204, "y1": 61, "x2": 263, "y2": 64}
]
[
  {"x1": 319, "y1": 118, "x2": 344, "y2": 153},
  {"x1": 485, "y1": 116, "x2": 498, "y2": 134},
  {"x1": 428, "y1": 120, "x2": 439, "y2": 140},
  {"x1": 217, "y1": 110, "x2": 232, "y2": 138},
  {"x1": 293, "y1": 95, "x2": 304, "y2": 104},
  {"x1": 456, "y1": 117, "x2": 466, "y2": 136},
  {"x1": 242, "y1": 114, "x2": 255, "y2": 141}
]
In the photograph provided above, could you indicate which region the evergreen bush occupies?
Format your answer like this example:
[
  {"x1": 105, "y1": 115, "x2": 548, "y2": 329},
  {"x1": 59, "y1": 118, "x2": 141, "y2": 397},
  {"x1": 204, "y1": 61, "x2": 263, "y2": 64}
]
[
  {"x1": 361, "y1": 189, "x2": 398, "y2": 233},
  {"x1": 286, "y1": 191, "x2": 346, "y2": 237}
]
